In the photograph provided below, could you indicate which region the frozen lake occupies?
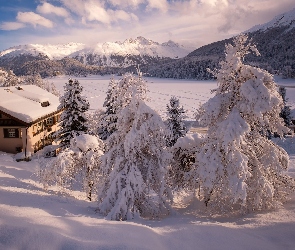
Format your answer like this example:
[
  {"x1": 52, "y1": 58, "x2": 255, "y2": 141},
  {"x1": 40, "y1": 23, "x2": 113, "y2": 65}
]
[{"x1": 48, "y1": 75, "x2": 295, "y2": 120}]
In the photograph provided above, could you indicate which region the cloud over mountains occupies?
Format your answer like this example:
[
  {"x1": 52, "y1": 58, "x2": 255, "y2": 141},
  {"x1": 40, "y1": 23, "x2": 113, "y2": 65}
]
[{"x1": 0, "y1": 0, "x2": 294, "y2": 50}]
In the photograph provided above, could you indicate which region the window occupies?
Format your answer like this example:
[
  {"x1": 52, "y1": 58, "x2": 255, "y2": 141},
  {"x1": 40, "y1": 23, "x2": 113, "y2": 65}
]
[
  {"x1": 9, "y1": 130, "x2": 16, "y2": 137},
  {"x1": 46, "y1": 117, "x2": 54, "y2": 126},
  {"x1": 3, "y1": 128, "x2": 19, "y2": 138},
  {"x1": 0, "y1": 113, "x2": 2, "y2": 118},
  {"x1": 55, "y1": 115, "x2": 60, "y2": 123}
]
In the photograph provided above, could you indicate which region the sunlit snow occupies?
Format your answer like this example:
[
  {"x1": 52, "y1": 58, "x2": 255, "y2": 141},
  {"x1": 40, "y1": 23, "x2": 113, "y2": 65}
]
[{"x1": 0, "y1": 75, "x2": 295, "y2": 249}]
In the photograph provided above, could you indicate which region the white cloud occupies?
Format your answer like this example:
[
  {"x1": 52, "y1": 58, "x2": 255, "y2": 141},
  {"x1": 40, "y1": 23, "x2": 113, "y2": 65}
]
[
  {"x1": 107, "y1": 9, "x2": 139, "y2": 22},
  {"x1": 1, "y1": 0, "x2": 295, "y2": 52},
  {"x1": 147, "y1": 0, "x2": 168, "y2": 12},
  {"x1": 37, "y1": 2, "x2": 69, "y2": 17},
  {"x1": 0, "y1": 22, "x2": 26, "y2": 31},
  {"x1": 85, "y1": 1, "x2": 111, "y2": 24},
  {"x1": 16, "y1": 12, "x2": 54, "y2": 28},
  {"x1": 61, "y1": 0, "x2": 139, "y2": 25},
  {"x1": 106, "y1": 0, "x2": 145, "y2": 9},
  {"x1": 61, "y1": 0, "x2": 111, "y2": 24}
]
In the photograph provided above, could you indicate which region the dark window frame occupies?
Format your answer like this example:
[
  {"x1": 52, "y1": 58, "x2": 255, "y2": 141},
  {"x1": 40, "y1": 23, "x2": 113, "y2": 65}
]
[{"x1": 3, "y1": 128, "x2": 20, "y2": 138}]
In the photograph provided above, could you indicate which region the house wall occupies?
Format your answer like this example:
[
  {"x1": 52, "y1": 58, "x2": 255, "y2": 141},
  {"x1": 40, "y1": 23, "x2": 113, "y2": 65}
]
[
  {"x1": 0, "y1": 111, "x2": 62, "y2": 154},
  {"x1": 0, "y1": 128, "x2": 23, "y2": 153},
  {"x1": 26, "y1": 112, "x2": 62, "y2": 154},
  {"x1": 0, "y1": 113, "x2": 23, "y2": 153}
]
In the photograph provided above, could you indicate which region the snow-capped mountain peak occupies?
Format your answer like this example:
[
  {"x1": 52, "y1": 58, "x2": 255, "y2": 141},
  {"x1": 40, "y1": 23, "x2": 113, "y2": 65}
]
[
  {"x1": 161, "y1": 40, "x2": 179, "y2": 47},
  {"x1": 122, "y1": 36, "x2": 159, "y2": 46},
  {"x1": 247, "y1": 7, "x2": 295, "y2": 32},
  {"x1": 0, "y1": 37, "x2": 192, "y2": 64},
  {"x1": 0, "y1": 42, "x2": 85, "y2": 60}
]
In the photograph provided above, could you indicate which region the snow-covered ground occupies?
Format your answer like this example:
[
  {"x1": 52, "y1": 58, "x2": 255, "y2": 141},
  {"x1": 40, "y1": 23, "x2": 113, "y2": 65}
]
[
  {"x1": 48, "y1": 75, "x2": 295, "y2": 120},
  {"x1": 1, "y1": 75, "x2": 295, "y2": 249}
]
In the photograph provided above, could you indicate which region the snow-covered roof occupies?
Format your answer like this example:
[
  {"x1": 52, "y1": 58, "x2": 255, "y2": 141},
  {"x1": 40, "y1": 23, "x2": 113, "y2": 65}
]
[{"x1": 0, "y1": 85, "x2": 60, "y2": 124}]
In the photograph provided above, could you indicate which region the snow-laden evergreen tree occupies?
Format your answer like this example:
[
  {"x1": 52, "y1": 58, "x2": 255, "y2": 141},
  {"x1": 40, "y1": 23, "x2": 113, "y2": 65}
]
[
  {"x1": 98, "y1": 73, "x2": 148, "y2": 141},
  {"x1": 0, "y1": 68, "x2": 20, "y2": 87},
  {"x1": 169, "y1": 133, "x2": 202, "y2": 190},
  {"x1": 87, "y1": 109, "x2": 104, "y2": 136},
  {"x1": 166, "y1": 96, "x2": 187, "y2": 147},
  {"x1": 98, "y1": 77, "x2": 117, "y2": 140},
  {"x1": 97, "y1": 74, "x2": 172, "y2": 220},
  {"x1": 21, "y1": 73, "x2": 60, "y2": 96},
  {"x1": 56, "y1": 79, "x2": 89, "y2": 149},
  {"x1": 196, "y1": 34, "x2": 294, "y2": 212},
  {"x1": 39, "y1": 134, "x2": 104, "y2": 200},
  {"x1": 279, "y1": 86, "x2": 292, "y2": 127}
]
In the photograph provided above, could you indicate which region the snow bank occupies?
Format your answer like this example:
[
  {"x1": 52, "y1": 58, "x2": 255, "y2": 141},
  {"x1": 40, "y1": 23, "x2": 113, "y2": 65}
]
[
  {"x1": 71, "y1": 134, "x2": 101, "y2": 152},
  {"x1": 1, "y1": 152, "x2": 295, "y2": 249}
]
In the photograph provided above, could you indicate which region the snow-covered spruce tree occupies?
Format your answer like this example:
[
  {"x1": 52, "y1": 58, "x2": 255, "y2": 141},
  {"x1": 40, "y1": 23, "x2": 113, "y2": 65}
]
[
  {"x1": 279, "y1": 86, "x2": 292, "y2": 127},
  {"x1": 0, "y1": 68, "x2": 20, "y2": 87},
  {"x1": 39, "y1": 134, "x2": 104, "y2": 201},
  {"x1": 87, "y1": 109, "x2": 104, "y2": 136},
  {"x1": 98, "y1": 73, "x2": 148, "y2": 140},
  {"x1": 56, "y1": 79, "x2": 89, "y2": 149},
  {"x1": 166, "y1": 96, "x2": 187, "y2": 147},
  {"x1": 196, "y1": 34, "x2": 294, "y2": 212},
  {"x1": 21, "y1": 74, "x2": 60, "y2": 96},
  {"x1": 97, "y1": 75, "x2": 172, "y2": 220},
  {"x1": 98, "y1": 77, "x2": 117, "y2": 140}
]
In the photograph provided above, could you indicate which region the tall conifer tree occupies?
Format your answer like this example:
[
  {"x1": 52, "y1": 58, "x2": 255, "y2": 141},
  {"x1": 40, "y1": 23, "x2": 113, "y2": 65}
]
[
  {"x1": 56, "y1": 79, "x2": 89, "y2": 149},
  {"x1": 166, "y1": 96, "x2": 187, "y2": 147}
]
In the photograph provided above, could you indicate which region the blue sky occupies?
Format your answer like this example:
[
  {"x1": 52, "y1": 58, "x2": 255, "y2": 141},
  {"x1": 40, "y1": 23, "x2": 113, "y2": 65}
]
[{"x1": 0, "y1": 0, "x2": 294, "y2": 50}]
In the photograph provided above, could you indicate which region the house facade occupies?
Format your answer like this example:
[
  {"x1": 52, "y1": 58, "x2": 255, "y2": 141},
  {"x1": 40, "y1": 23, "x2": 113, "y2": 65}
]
[{"x1": 0, "y1": 85, "x2": 62, "y2": 155}]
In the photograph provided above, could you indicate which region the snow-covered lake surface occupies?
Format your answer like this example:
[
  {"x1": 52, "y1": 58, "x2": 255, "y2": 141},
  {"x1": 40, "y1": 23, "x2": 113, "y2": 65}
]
[
  {"x1": 1, "y1": 75, "x2": 295, "y2": 249},
  {"x1": 49, "y1": 75, "x2": 295, "y2": 120},
  {"x1": 50, "y1": 75, "x2": 218, "y2": 120}
]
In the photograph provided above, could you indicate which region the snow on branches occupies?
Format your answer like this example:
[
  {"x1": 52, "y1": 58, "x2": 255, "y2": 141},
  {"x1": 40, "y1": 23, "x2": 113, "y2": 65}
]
[
  {"x1": 98, "y1": 73, "x2": 148, "y2": 140},
  {"x1": 39, "y1": 134, "x2": 104, "y2": 201},
  {"x1": 56, "y1": 78, "x2": 89, "y2": 149},
  {"x1": 166, "y1": 96, "x2": 187, "y2": 147},
  {"x1": 195, "y1": 34, "x2": 295, "y2": 212},
  {"x1": 279, "y1": 86, "x2": 292, "y2": 128},
  {"x1": 97, "y1": 74, "x2": 172, "y2": 220}
]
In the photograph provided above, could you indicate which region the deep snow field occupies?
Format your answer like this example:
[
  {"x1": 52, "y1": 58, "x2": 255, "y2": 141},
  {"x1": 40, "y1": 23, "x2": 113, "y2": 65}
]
[
  {"x1": 50, "y1": 75, "x2": 295, "y2": 117},
  {"x1": 1, "y1": 75, "x2": 295, "y2": 250}
]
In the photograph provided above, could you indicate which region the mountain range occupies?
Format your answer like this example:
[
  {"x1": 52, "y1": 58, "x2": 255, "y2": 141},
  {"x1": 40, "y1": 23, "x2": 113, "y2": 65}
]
[
  {"x1": 0, "y1": 37, "x2": 192, "y2": 77},
  {"x1": 0, "y1": 8, "x2": 295, "y2": 79},
  {"x1": 143, "y1": 8, "x2": 295, "y2": 79}
]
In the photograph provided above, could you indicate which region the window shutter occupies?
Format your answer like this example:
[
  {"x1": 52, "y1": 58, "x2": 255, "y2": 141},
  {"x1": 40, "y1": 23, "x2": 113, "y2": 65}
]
[
  {"x1": 15, "y1": 129, "x2": 19, "y2": 138},
  {"x1": 3, "y1": 129, "x2": 9, "y2": 138}
]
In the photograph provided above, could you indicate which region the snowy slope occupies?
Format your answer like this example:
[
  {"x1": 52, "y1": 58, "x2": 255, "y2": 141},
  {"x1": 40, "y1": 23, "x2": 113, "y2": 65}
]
[
  {"x1": 0, "y1": 37, "x2": 192, "y2": 65},
  {"x1": 0, "y1": 42, "x2": 85, "y2": 60},
  {"x1": 247, "y1": 7, "x2": 295, "y2": 32},
  {"x1": 1, "y1": 76, "x2": 295, "y2": 249},
  {"x1": 71, "y1": 37, "x2": 191, "y2": 67},
  {"x1": 1, "y1": 150, "x2": 294, "y2": 250}
]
